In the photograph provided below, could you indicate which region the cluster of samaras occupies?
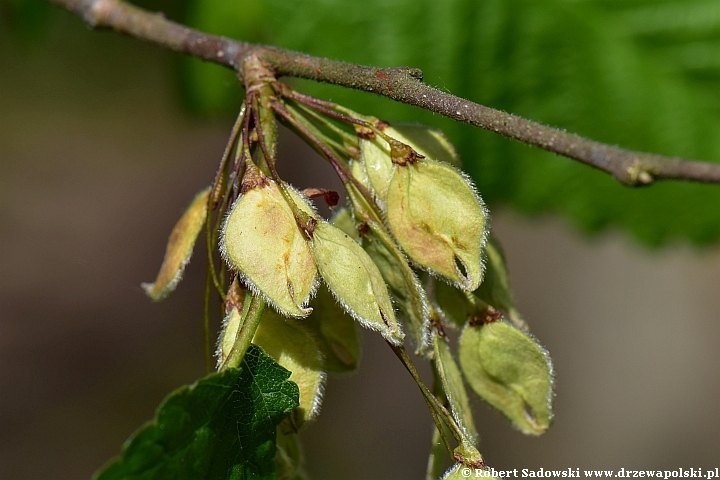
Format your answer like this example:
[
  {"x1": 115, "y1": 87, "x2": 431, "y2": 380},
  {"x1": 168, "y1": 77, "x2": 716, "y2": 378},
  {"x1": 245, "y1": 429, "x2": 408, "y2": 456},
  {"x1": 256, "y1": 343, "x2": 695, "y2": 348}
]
[{"x1": 141, "y1": 72, "x2": 553, "y2": 479}]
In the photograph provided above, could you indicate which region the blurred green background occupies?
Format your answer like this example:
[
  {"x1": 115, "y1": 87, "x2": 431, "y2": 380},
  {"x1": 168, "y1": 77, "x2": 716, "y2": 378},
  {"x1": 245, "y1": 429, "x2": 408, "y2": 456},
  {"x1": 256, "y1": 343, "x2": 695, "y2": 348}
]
[{"x1": 2, "y1": 0, "x2": 720, "y2": 478}]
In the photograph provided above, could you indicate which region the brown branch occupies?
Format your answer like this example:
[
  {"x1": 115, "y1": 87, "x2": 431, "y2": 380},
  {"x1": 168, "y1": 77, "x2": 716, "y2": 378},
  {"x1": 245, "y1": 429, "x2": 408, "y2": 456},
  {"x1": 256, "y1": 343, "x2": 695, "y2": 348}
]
[{"x1": 48, "y1": 0, "x2": 720, "y2": 187}]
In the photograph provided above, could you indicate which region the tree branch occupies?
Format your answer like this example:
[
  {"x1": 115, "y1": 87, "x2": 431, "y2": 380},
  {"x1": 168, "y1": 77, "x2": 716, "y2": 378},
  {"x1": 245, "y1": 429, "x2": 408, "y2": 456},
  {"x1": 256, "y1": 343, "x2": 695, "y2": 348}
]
[{"x1": 48, "y1": 0, "x2": 720, "y2": 187}]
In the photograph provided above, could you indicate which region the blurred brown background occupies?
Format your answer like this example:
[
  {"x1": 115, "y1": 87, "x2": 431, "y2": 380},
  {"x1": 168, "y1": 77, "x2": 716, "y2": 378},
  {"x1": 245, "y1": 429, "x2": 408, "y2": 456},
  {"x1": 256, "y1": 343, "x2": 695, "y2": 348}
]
[{"x1": 2, "y1": 9, "x2": 720, "y2": 480}]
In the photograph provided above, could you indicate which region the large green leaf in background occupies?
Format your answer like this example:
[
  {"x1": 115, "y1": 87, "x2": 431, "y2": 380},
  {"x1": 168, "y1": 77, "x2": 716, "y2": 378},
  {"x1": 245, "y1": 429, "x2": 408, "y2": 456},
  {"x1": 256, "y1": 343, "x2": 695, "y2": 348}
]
[
  {"x1": 185, "y1": 0, "x2": 720, "y2": 246},
  {"x1": 94, "y1": 345, "x2": 299, "y2": 480}
]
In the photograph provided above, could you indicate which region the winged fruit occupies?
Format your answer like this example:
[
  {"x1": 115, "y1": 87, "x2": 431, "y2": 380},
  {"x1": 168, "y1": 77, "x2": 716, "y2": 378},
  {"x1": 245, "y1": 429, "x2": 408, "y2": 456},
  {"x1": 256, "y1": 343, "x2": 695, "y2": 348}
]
[
  {"x1": 386, "y1": 157, "x2": 487, "y2": 291},
  {"x1": 220, "y1": 168, "x2": 317, "y2": 317}
]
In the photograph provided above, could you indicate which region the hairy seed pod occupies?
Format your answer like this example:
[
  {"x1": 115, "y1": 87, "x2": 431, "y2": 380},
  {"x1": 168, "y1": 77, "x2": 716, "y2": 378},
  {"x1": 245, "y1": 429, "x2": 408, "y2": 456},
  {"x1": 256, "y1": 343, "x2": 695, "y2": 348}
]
[
  {"x1": 253, "y1": 310, "x2": 326, "y2": 429},
  {"x1": 433, "y1": 334, "x2": 478, "y2": 442},
  {"x1": 349, "y1": 159, "x2": 371, "y2": 193},
  {"x1": 221, "y1": 178, "x2": 317, "y2": 317},
  {"x1": 310, "y1": 220, "x2": 403, "y2": 345},
  {"x1": 361, "y1": 221, "x2": 431, "y2": 353},
  {"x1": 297, "y1": 210, "x2": 362, "y2": 373},
  {"x1": 386, "y1": 158, "x2": 487, "y2": 291},
  {"x1": 329, "y1": 207, "x2": 360, "y2": 242},
  {"x1": 359, "y1": 136, "x2": 394, "y2": 203},
  {"x1": 359, "y1": 124, "x2": 462, "y2": 204},
  {"x1": 304, "y1": 285, "x2": 361, "y2": 373},
  {"x1": 459, "y1": 321, "x2": 554, "y2": 436},
  {"x1": 142, "y1": 187, "x2": 210, "y2": 301},
  {"x1": 216, "y1": 305, "x2": 244, "y2": 369}
]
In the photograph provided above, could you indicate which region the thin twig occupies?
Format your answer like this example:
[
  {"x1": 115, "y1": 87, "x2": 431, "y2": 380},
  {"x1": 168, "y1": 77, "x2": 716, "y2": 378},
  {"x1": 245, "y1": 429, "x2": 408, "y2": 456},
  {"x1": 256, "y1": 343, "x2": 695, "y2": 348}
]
[
  {"x1": 204, "y1": 107, "x2": 245, "y2": 298},
  {"x1": 388, "y1": 343, "x2": 469, "y2": 447},
  {"x1": 220, "y1": 294, "x2": 265, "y2": 371},
  {"x1": 47, "y1": 0, "x2": 720, "y2": 187},
  {"x1": 210, "y1": 104, "x2": 245, "y2": 208},
  {"x1": 282, "y1": 88, "x2": 369, "y2": 128},
  {"x1": 203, "y1": 263, "x2": 213, "y2": 373},
  {"x1": 250, "y1": 95, "x2": 282, "y2": 183},
  {"x1": 271, "y1": 100, "x2": 386, "y2": 223},
  {"x1": 284, "y1": 102, "x2": 354, "y2": 159},
  {"x1": 272, "y1": 101, "x2": 348, "y2": 179}
]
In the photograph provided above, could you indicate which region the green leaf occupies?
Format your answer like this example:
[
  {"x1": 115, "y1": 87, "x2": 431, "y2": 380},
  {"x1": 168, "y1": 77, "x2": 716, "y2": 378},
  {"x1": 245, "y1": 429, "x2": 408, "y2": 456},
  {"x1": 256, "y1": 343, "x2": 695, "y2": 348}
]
[
  {"x1": 94, "y1": 345, "x2": 299, "y2": 480},
  {"x1": 184, "y1": 0, "x2": 720, "y2": 246},
  {"x1": 252, "y1": 310, "x2": 326, "y2": 429}
]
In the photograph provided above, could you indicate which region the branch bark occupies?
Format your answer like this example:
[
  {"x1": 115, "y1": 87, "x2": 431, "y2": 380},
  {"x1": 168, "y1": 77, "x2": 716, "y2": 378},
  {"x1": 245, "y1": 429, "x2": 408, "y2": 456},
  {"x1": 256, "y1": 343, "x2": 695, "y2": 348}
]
[{"x1": 48, "y1": 0, "x2": 720, "y2": 187}]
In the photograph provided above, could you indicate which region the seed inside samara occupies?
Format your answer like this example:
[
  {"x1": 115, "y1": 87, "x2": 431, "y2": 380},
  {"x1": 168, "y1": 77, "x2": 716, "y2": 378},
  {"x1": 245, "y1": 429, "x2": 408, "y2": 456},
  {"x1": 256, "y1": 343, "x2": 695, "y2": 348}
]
[{"x1": 221, "y1": 178, "x2": 318, "y2": 317}]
